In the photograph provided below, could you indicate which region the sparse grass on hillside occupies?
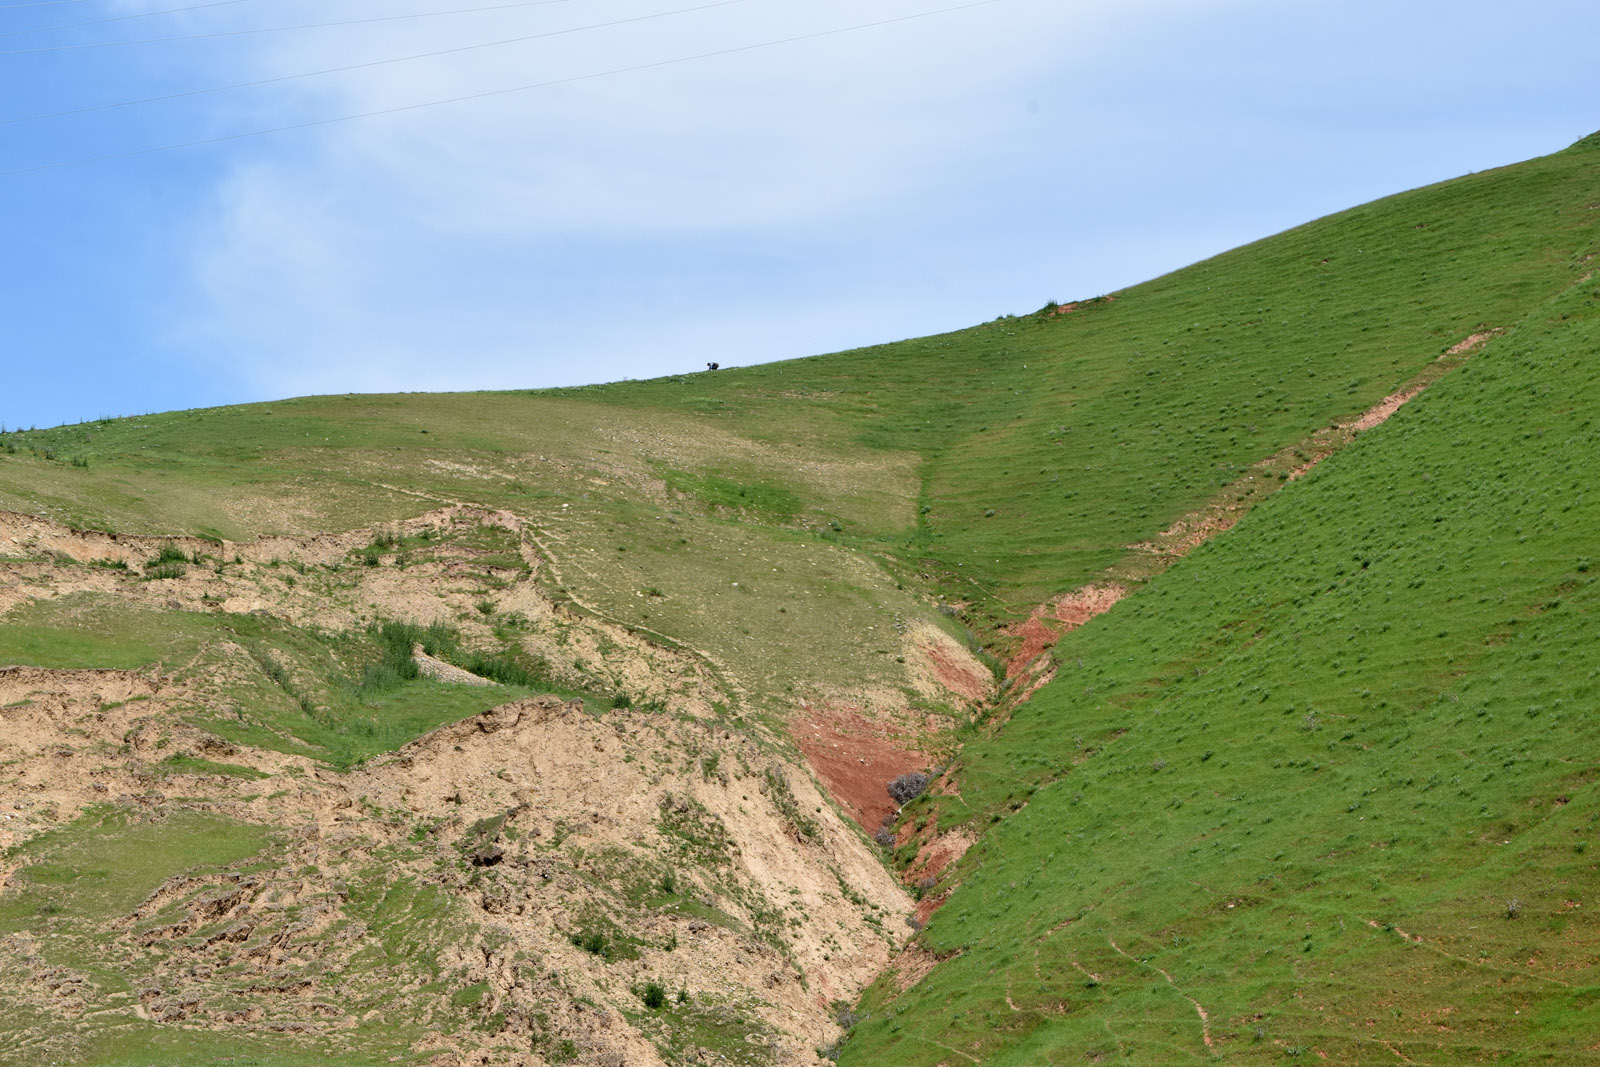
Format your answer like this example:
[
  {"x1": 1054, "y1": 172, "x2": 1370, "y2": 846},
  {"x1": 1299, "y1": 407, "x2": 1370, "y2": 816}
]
[
  {"x1": 0, "y1": 808, "x2": 271, "y2": 931},
  {"x1": 205, "y1": 615, "x2": 601, "y2": 768},
  {"x1": 0, "y1": 809, "x2": 488, "y2": 1066},
  {"x1": 0, "y1": 592, "x2": 596, "y2": 767},
  {"x1": 2, "y1": 142, "x2": 1593, "y2": 643}
]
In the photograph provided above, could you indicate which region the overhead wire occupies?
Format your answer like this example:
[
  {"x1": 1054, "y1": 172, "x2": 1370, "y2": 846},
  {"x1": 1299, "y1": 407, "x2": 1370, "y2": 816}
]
[
  {"x1": 3, "y1": 0, "x2": 742, "y2": 125},
  {"x1": 3, "y1": 0, "x2": 259, "y2": 37},
  {"x1": 2, "y1": 0, "x2": 1006, "y2": 177},
  {"x1": 0, "y1": 0, "x2": 108, "y2": 9},
  {"x1": 1, "y1": 0, "x2": 605, "y2": 54}
]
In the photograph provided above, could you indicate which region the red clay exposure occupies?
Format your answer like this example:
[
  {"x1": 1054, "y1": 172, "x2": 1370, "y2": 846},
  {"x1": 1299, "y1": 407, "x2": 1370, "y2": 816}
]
[
  {"x1": 791, "y1": 705, "x2": 930, "y2": 832},
  {"x1": 1005, "y1": 583, "x2": 1127, "y2": 679},
  {"x1": 919, "y1": 638, "x2": 991, "y2": 703}
]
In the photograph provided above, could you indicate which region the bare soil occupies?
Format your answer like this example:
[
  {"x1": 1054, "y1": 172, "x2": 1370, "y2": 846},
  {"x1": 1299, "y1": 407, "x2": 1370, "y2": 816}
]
[
  {"x1": 1005, "y1": 584, "x2": 1126, "y2": 679},
  {"x1": 791, "y1": 705, "x2": 932, "y2": 833},
  {"x1": 0, "y1": 507, "x2": 919, "y2": 1066},
  {"x1": 904, "y1": 622, "x2": 992, "y2": 705}
]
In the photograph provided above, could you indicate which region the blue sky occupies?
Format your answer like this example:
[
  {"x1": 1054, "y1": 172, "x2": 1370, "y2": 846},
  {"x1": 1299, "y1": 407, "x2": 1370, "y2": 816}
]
[{"x1": 2, "y1": 0, "x2": 1597, "y2": 429}]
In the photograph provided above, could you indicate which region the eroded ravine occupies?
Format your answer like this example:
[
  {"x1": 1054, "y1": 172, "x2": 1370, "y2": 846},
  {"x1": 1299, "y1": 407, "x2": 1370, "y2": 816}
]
[{"x1": 0, "y1": 506, "x2": 990, "y2": 1066}]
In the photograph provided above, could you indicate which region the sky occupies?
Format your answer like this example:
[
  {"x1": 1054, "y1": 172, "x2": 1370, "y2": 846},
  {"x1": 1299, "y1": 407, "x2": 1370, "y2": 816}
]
[{"x1": 2, "y1": 0, "x2": 1597, "y2": 430}]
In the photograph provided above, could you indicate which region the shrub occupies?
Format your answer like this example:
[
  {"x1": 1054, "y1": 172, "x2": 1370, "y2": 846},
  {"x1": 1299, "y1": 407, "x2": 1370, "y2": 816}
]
[
  {"x1": 144, "y1": 562, "x2": 187, "y2": 581},
  {"x1": 887, "y1": 772, "x2": 931, "y2": 805},
  {"x1": 358, "y1": 621, "x2": 425, "y2": 693},
  {"x1": 639, "y1": 981, "x2": 667, "y2": 1010},
  {"x1": 454, "y1": 649, "x2": 551, "y2": 688}
]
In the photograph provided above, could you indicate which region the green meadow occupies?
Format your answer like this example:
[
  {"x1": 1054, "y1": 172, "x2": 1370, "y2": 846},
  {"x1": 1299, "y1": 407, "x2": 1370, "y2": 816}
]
[{"x1": 837, "y1": 143, "x2": 1600, "y2": 1062}]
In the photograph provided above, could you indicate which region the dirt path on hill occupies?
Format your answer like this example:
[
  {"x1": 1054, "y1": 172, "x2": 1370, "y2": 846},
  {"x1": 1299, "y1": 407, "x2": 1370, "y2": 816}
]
[{"x1": 1002, "y1": 329, "x2": 1495, "y2": 685}]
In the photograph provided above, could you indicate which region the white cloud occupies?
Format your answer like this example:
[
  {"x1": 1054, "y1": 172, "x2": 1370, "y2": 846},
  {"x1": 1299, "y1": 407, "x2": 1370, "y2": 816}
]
[
  {"x1": 3, "y1": 0, "x2": 1588, "y2": 429},
  {"x1": 148, "y1": 0, "x2": 1238, "y2": 393}
]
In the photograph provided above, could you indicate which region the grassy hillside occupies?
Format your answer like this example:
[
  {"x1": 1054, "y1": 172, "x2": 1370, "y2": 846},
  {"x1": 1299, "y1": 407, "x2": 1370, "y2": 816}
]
[
  {"x1": 5, "y1": 132, "x2": 1597, "y2": 647},
  {"x1": 2, "y1": 131, "x2": 1598, "y2": 1066},
  {"x1": 841, "y1": 143, "x2": 1600, "y2": 1063}
]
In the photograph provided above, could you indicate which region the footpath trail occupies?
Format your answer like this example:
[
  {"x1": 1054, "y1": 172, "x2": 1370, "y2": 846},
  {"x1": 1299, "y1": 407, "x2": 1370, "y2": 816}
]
[
  {"x1": 1107, "y1": 937, "x2": 1215, "y2": 1053},
  {"x1": 1002, "y1": 329, "x2": 1495, "y2": 688}
]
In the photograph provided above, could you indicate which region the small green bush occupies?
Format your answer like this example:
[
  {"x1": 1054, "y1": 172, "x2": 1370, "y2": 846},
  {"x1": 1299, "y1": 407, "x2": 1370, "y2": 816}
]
[{"x1": 149, "y1": 544, "x2": 188, "y2": 566}]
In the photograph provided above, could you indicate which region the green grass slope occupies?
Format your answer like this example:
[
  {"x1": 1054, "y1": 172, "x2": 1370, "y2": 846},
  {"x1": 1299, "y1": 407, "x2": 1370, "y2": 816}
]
[
  {"x1": 841, "y1": 171, "x2": 1600, "y2": 1060},
  {"x1": 4, "y1": 136, "x2": 1597, "y2": 650},
  {"x1": 575, "y1": 133, "x2": 1600, "y2": 621}
]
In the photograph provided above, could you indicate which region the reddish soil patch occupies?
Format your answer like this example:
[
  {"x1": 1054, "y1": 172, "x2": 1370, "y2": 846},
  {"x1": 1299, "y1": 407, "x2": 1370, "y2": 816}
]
[
  {"x1": 920, "y1": 639, "x2": 990, "y2": 703},
  {"x1": 1045, "y1": 295, "x2": 1116, "y2": 318},
  {"x1": 1006, "y1": 615, "x2": 1058, "y2": 680},
  {"x1": 914, "y1": 890, "x2": 951, "y2": 927},
  {"x1": 903, "y1": 829, "x2": 977, "y2": 887},
  {"x1": 1051, "y1": 583, "x2": 1126, "y2": 626},
  {"x1": 792, "y1": 705, "x2": 929, "y2": 832},
  {"x1": 1005, "y1": 583, "x2": 1126, "y2": 678}
]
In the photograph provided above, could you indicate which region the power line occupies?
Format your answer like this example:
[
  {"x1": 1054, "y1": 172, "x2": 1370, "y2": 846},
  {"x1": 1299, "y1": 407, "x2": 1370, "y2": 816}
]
[
  {"x1": 5, "y1": 0, "x2": 1005, "y2": 177},
  {"x1": 0, "y1": 0, "x2": 107, "y2": 9},
  {"x1": 1, "y1": 0, "x2": 601, "y2": 54},
  {"x1": 4, "y1": 0, "x2": 742, "y2": 126},
  {"x1": 3, "y1": 0, "x2": 255, "y2": 38}
]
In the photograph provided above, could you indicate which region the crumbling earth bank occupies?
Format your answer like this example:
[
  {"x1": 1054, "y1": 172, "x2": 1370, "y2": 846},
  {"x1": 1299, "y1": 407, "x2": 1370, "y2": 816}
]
[{"x1": 0, "y1": 508, "x2": 927, "y2": 1065}]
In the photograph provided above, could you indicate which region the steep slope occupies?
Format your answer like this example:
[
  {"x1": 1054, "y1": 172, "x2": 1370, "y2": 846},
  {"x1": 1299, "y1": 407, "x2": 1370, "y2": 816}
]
[
  {"x1": 841, "y1": 147, "x2": 1600, "y2": 1063},
  {"x1": 1, "y1": 131, "x2": 1597, "y2": 1067}
]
